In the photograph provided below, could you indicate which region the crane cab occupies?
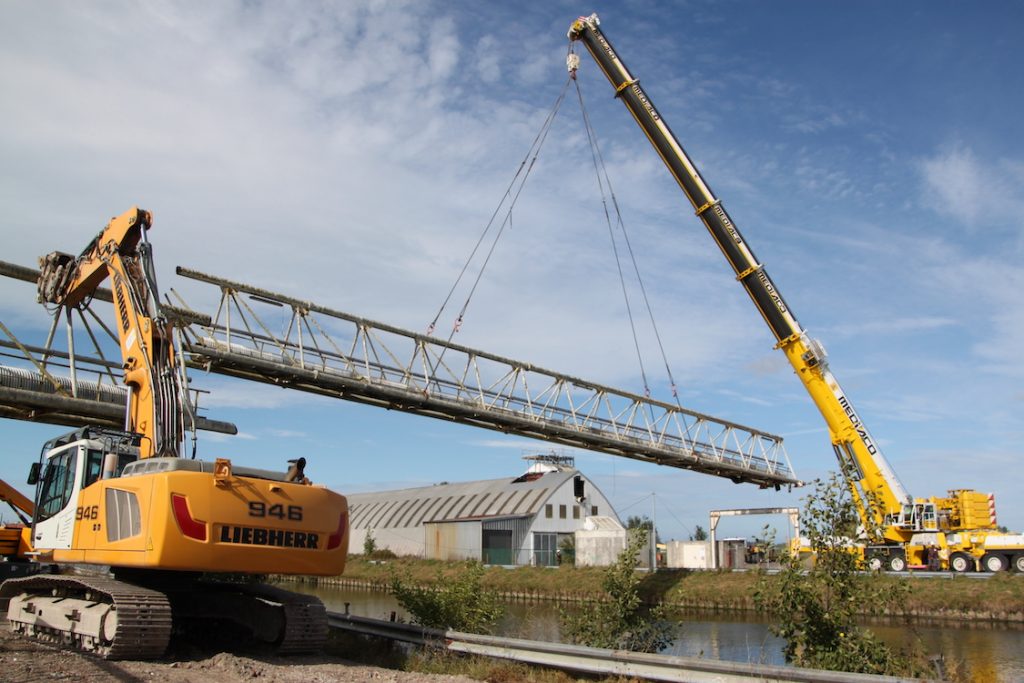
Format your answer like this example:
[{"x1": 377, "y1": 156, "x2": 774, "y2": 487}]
[{"x1": 885, "y1": 501, "x2": 939, "y2": 532}]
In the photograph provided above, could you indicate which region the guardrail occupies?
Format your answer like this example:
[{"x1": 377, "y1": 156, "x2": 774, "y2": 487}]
[{"x1": 327, "y1": 612, "x2": 927, "y2": 683}]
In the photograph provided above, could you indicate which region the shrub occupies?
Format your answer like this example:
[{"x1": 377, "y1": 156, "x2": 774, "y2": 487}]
[
  {"x1": 560, "y1": 529, "x2": 675, "y2": 653},
  {"x1": 389, "y1": 561, "x2": 504, "y2": 634},
  {"x1": 363, "y1": 529, "x2": 378, "y2": 556},
  {"x1": 754, "y1": 474, "x2": 928, "y2": 676}
]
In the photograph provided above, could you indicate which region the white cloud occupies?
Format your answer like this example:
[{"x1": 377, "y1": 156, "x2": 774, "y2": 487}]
[{"x1": 919, "y1": 144, "x2": 1024, "y2": 232}]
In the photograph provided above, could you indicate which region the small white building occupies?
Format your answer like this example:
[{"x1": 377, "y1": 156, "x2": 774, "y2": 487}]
[
  {"x1": 574, "y1": 516, "x2": 627, "y2": 567},
  {"x1": 666, "y1": 540, "x2": 709, "y2": 569},
  {"x1": 347, "y1": 455, "x2": 619, "y2": 566}
]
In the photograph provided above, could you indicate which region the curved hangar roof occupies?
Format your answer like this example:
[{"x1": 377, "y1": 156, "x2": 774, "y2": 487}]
[{"x1": 348, "y1": 468, "x2": 578, "y2": 532}]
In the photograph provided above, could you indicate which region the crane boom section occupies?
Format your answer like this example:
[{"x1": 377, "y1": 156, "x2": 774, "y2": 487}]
[
  {"x1": 568, "y1": 15, "x2": 912, "y2": 530},
  {"x1": 37, "y1": 207, "x2": 183, "y2": 459}
]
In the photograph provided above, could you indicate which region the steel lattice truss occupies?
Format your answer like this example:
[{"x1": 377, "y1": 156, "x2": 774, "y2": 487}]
[
  {"x1": 0, "y1": 260, "x2": 235, "y2": 436},
  {"x1": 175, "y1": 267, "x2": 799, "y2": 489}
]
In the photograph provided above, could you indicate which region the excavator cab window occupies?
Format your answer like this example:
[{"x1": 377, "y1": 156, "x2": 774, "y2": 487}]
[
  {"x1": 85, "y1": 449, "x2": 104, "y2": 488},
  {"x1": 81, "y1": 448, "x2": 138, "y2": 487},
  {"x1": 36, "y1": 449, "x2": 78, "y2": 523}
]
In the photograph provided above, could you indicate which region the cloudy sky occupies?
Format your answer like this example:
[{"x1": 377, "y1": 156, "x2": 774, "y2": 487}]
[{"x1": 2, "y1": 1, "x2": 1022, "y2": 542}]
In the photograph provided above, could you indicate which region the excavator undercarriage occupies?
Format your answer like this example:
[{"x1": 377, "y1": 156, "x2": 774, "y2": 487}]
[{"x1": 1, "y1": 572, "x2": 328, "y2": 659}]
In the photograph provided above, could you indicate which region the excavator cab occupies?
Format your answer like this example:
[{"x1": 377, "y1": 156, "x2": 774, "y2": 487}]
[{"x1": 29, "y1": 427, "x2": 140, "y2": 553}]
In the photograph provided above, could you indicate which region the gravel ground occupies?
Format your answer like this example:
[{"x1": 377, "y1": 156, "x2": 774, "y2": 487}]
[{"x1": 0, "y1": 621, "x2": 482, "y2": 683}]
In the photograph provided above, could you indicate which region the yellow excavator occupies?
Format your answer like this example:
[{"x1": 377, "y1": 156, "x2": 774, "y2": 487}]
[
  {"x1": 0, "y1": 207, "x2": 349, "y2": 658},
  {"x1": 568, "y1": 14, "x2": 1024, "y2": 573}
]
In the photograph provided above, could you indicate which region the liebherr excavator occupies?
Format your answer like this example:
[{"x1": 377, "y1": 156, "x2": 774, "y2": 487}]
[
  {"x1": 568, "y1": 14, "x2": 1024, "y2": 573},
  {"x1": 0, "y1": 207, "x2": 349, "y2": 658}
]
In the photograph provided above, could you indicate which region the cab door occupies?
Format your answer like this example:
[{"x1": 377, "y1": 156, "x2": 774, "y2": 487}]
[{"x1": 32, "y1": 445, "x2": 83, "y2": 551}]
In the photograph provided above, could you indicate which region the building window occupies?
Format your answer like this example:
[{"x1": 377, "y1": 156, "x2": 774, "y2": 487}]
[
  {"x1": 534, "y1": 532, "x2": 557, "y2": 567},
  {"x1": 559, "y1": 504, "x2": 566, "y2": 519},
  {"x1": 573, "y1": 505, "x2": 580, "y2": 519},
  {"x1": 545, "y1": 504, "x2": 553, "y2": 518},
  {"x1": 591, "y1": 505, "x2": 598, "y2": 516}
]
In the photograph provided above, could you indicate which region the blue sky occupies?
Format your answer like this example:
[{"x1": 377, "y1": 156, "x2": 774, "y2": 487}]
[{"x1": 2, "y1": 1, "x2": 1022, "y2": 542}]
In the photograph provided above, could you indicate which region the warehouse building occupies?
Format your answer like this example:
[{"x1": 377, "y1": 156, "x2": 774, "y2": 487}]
[{"x1": 347, "y1": 455, "x2": 620, "y2": 566}]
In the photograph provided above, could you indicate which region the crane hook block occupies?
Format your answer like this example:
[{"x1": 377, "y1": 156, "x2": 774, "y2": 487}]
[{"x1": 566, "y1": 53, "x2": 580, "y2": 76}]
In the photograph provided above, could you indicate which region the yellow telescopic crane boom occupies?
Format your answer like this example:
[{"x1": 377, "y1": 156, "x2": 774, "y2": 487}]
[{"x1": 568, "y1": 14, "x2": 911, "y2": 540}]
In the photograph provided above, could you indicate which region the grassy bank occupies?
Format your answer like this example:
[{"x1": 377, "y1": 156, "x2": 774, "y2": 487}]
[{"x1": 298, "y1": 556, "x2": 1024, "y2": 623}]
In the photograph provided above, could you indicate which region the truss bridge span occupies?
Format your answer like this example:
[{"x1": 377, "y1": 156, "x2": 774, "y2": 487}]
[{"x1": 174, "y1": 267, "x2": 799, "y2": 489}]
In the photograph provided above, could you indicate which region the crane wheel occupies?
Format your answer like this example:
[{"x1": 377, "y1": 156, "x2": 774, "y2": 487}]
[
  {"x1": 982, "y1": 553, "x2": 1007, "y2": 573},
  {"x1": 886, "y1": 554, "x2": 906, "y2": 572},
  {"x1": 1012, "y1": 553, "x2": 1024, "y2": 573},
  {"x1": 949, "y1": 552, "x2": 973, "y2": 573}
]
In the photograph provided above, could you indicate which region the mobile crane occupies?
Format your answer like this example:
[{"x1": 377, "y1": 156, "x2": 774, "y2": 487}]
[
  {"x1": 568, "y1": 14, "x2": 1024, "y2": 573},
  {"x1": 0, "y1": 207, "x2": 349, "y2": 658}
]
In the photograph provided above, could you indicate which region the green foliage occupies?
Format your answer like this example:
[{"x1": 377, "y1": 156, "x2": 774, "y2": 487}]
[
  {"x1": 625, "y1": 515, "x2": 652, "y2": 530},
  {"x1": 751, "y1": 524, "x2": 777, "y2": 564},
  {"x1": 755, "y1": 474, "x2": 927, "y2": 676},
  {"x1": 625, "y1": 514, "x2": 661, "y2": 544},
  {"x1": 389, "y1": 561, "x2": 504, "y2": 633},
  {"x1": 363, "y1": 529, "x2": 377, "y2": 556},
  {"x1": 690, "y1": 524, "x2": 708, "y2": 541},
  {"x1": 560, "y1": 530, "x2": 675, "y2": 653}
]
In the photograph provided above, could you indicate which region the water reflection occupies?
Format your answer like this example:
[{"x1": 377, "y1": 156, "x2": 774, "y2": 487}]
[{"x1": 291, "y1": 583, "x2": 1024, "y2": 682}]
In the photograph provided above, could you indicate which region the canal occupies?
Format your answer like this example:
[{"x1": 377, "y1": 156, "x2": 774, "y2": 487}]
[{"x1": 291, "y1": 583, "x2": 1024, "y2": 682}]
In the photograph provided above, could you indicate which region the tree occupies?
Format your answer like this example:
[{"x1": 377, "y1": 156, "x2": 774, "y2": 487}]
[
  {"x1": 754, "y1": 474, "x2": 926, "y2": 676},
  {"x1": 625, "y1": 514, "x2": 661, "y2": 544},
  {"x1": 690, "y1": 525, "x2": 708, "y2": 541},
  {"x1": 363, "y1": 529, "x2": 377, "y2": 556},
  {"x1": 560, "y1": 530, "x2": 675, "y2": 653},
  {"x1": 389, "y1": 561, "x2": 504, "y2": 634}
]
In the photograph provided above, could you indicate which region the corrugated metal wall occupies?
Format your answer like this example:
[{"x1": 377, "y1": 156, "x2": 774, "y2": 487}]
[
  {"x1": 482, "y1": 517, "x2": 531, "y2": 565},
  {"x1": 424, "y1": 520, "x2": 482, "y2": 561}
]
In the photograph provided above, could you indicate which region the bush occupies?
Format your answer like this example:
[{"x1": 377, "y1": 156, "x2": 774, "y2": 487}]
[
  {"x1": 560, "y1": 530, "x2": 675, "y2": 653},
  {"x1": 389, "y1": 561, "x2": 504, "y2": 633},
  {"x1": 754, "y1": 474, "x2": 928, "y2": 676},
  {"x1": 363, "y1": 529, "x2": 377, "y2": 556}
]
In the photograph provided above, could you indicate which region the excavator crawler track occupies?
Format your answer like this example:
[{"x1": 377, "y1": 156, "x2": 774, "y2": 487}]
[
  {"x1": 238, "y1": 583, "x2": 328, "y2": 654},
  {"x1": 175, "y1": 582, "x2": 328, "y2": 655},
  {"x1": 1, "y1": 574, "x2": 172, "y2": 659}
]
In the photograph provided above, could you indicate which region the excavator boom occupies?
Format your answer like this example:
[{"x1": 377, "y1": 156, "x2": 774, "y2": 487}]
[{"x1": 37, "y1": 207, "x2": 184, "y2": 458}]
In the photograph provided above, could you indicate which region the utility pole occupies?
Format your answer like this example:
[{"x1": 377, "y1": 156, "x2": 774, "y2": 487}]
[{"x1": 651, "y1": 492, "x2": 657, "y2": 570}]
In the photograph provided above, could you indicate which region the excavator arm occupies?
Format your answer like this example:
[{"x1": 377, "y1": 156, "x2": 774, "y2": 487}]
[
  {"x1": 36, "y1": 207, "x2": 186, "y2": 458},
  {"x1": 0, "y1": 478, "x2": 34, "y2": 524},
  {"x1": 568, "y1": 14, "x2": 911, "y2": 539}
]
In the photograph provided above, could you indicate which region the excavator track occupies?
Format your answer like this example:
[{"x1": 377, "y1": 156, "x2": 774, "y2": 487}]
[
  {"x1": 237, "y1": 583, "x2": 328, "y2": 654},
  {"x1": 176, "y1": 581, "x2": 328, "y2": 655},
  {"x1": 1, "y1": 574, "x2": 172, "y2": 659}
]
